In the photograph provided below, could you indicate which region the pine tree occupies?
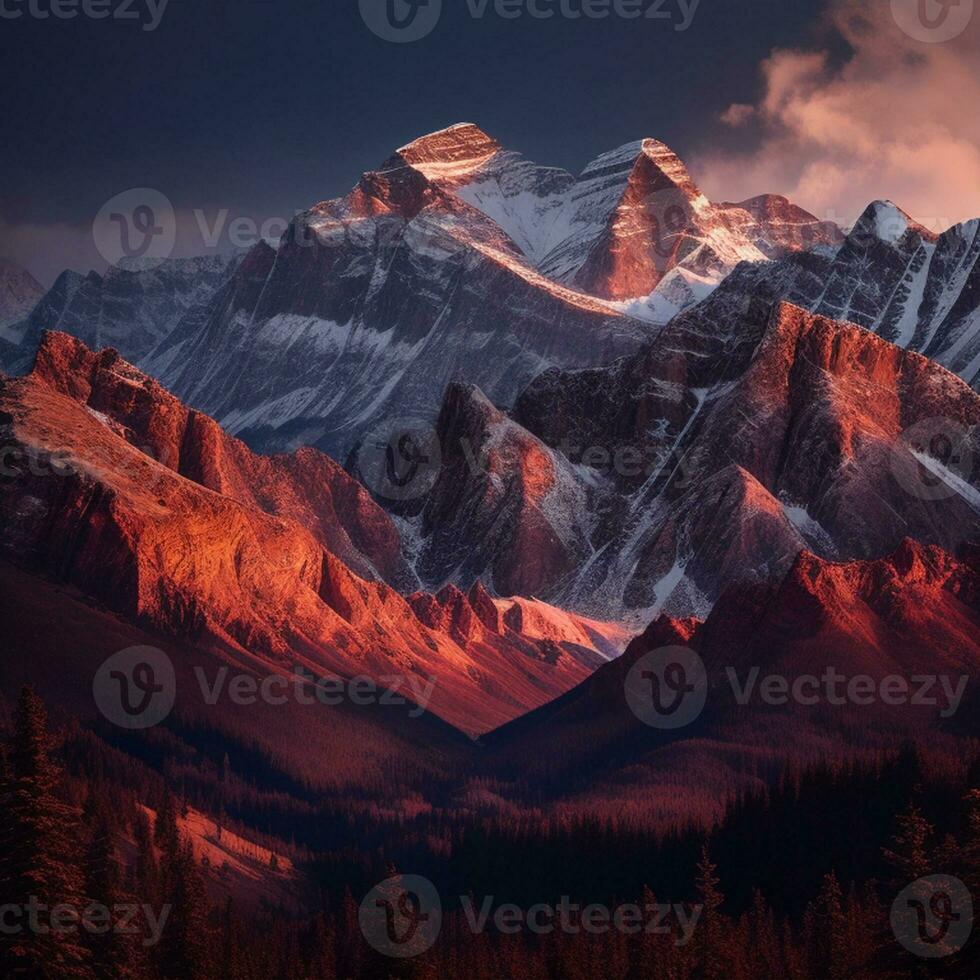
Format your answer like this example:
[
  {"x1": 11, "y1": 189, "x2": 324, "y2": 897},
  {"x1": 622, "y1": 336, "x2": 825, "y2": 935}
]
[
  {"x1": 746, "y1": 890, "x2": 782, "y2": 978},
  {"x1": 806, "y1": 872, "x2": 850, "y2": 980},
  {"x1": 0, "y1": 687, "x2": 93, "y2": 979},
  {"x1": 309, "y1": 912, "x2": 337, "y2": 980},
  {"x1": 132, "y1": 807, "x2": 160, "y2": 910},
  {"x1": 84, "y1": 812, "x2": 146, "y2": 979},
  {"x1": 625, "y1": 886, "x2": 663, "y2": 980},
  {"x1": 692, "y1": 843, "x2": 728, "y2": 980},
  {"x1": 154, "y1": 790, "x2": 181, "y2": 862},
  {"x1": 883, "y1": 803, "x2": 933, "y2": 881},
  {"x1": 158, "y1": 839, "x2": 212, "y2": 980},
  {"x1": 963, "y1": 789, "x2": 980, "y2": 891}
]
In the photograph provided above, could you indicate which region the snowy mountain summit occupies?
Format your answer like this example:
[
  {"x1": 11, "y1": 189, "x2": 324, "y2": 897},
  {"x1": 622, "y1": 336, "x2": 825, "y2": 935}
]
[{"x1": 121, "y1": 123, "x2": 839, "y2": 456}]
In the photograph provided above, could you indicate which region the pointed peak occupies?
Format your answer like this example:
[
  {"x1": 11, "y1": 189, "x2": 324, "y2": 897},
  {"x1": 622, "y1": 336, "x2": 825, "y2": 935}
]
[
  {"x1": 468, "y1": 580, "x2": 504, "y2": 634},
  {"x1": 851, "y1": 200, "x2": 939, "y2": 245},
  {"x1": 390, "y1": 123, "x2": 501, "y2": 180},
  {"x1": 582, "y1": 136, "x2": 697, "y2": 180},
  {"x1": 435, "y1": 582, "x2": 468, "y2": 607},
  {"x1": 397, "y1": 122, "x2": 495, "y2": 154}
]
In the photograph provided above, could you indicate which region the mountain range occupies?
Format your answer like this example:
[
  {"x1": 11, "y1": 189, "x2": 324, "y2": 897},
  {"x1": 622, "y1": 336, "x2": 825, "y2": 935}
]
[
  {"x1": 3, "y1": 121, "x2": 980, "y2": 826},
  {"x1": 0, "y1": 332, "x2": 628, "y2": 736},
  {"x1": 1, "y1": 124, "x2": 842, "y2": 458},
  {"x1": 2, "y1": 332, "x2": 977, "y2": 825}
]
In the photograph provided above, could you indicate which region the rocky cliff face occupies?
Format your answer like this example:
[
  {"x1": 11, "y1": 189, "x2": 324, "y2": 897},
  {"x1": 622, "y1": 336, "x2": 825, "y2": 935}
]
[
  {"x1": 674, "y1": 201, "x2": 980, "y2": 392},
  {"x1": 0, "y1": 333, "x2": 628, "y2": 734},
  {"x1": 13, "y1": 125, "x2": 837, "y2": 459},
  {"x1": 417, "y1": 304, "x2": 980, "y2": 622},
  {"x1": 10, "y1": 131, "x2": 979, "y2": 477},
  {"x1": 7, "y1": 254, "x2": 243, "y2": 376},
  {"x1": 151, "y1": 126, "x2": 656, "y2": 458},
  {"x1": 482, "y1": 540, "x2": 980, "y2": 820}
]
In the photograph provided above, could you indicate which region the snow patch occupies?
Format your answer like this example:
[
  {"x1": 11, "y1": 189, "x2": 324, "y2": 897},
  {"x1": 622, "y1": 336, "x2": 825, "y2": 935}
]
[{"x1": 910, "y1": 451, "x2": 980, "y2": 513}]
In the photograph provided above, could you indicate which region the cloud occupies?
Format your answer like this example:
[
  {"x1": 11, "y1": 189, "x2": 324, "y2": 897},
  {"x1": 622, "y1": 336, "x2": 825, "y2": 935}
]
[{"x1": 693, "y1": 0, "x2": 980, "y2": 231}]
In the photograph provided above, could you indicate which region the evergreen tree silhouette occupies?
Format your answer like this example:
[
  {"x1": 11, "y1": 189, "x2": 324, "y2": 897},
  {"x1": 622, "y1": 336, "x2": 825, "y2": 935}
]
[{"x1": 0, "y1": 687, "x2": 93, "y2": 978}]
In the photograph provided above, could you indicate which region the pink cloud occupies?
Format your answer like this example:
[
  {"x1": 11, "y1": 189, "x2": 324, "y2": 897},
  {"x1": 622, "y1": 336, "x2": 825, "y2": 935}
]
[{"x1": 693, "y1": 0, "x2": 980, "y2": 231}]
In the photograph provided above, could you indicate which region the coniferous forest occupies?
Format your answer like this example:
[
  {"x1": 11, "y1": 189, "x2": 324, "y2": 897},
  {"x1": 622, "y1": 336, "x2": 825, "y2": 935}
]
[{"x1": 2, "y1": 687, "x2": 978, "y2": 979}]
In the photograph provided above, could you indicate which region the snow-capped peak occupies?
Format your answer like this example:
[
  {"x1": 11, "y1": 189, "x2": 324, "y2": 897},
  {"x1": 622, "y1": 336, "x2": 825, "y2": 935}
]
[
  {"x1": 854, "y1": 200, "x2": 938, "y2": 245},
  {"x1": 393, "y1": 122, "x2": 502, "y2": 181}
]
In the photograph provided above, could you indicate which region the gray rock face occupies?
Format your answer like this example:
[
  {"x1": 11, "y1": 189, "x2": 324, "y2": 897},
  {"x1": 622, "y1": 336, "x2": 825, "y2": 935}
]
[
  {"x1": 0, "y1": 258, "x2": 44, "y2": 330},
  {"x1": 418, "y1": 302, "x2": 980, "y2": 624},
  {"x1": 152, "y1": 126, "x2": 658, "y2": 458},
  {"x1": 87, "y1": 124, "x2": 832, "y2": 459},
  {"x1": 6, "y1": 125, "x2": 840, "y2": 460},
  {"x1": 7, "y1": 255, "x2": 242, "y2": 376},
  {"x1": 411, "y1": 199, "x2": 980, "y2": 622},
  {"x1": 734, "y1": 201, "x2": 980, "y2": 390}
]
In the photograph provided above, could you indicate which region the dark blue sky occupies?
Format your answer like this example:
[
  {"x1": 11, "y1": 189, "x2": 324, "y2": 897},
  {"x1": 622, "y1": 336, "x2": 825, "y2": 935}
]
[{"x1": 2, "y1": 0, "x2": 828, "y2": 281}]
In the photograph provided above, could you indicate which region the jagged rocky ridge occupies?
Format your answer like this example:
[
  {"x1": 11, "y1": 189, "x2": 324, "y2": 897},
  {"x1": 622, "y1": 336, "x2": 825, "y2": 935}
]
[
  {"x1": 413, "y1": 302, "x2": 980, "y2": 622},
  {"x1": 1, "y1": 253, "x2": 244, "y2": 376},
  {"x1": 482, "y1": 539, "x2": 980, "y2": 821},
  {"x1": 680, "y1": 200, "x2": 980, "y2": 390},
  {"x1": 0, "y1": 332, "x2": 629, "y2": 734},
  {"x1": 10, "y1": 124, "x2": 838, "y2": 458}
]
